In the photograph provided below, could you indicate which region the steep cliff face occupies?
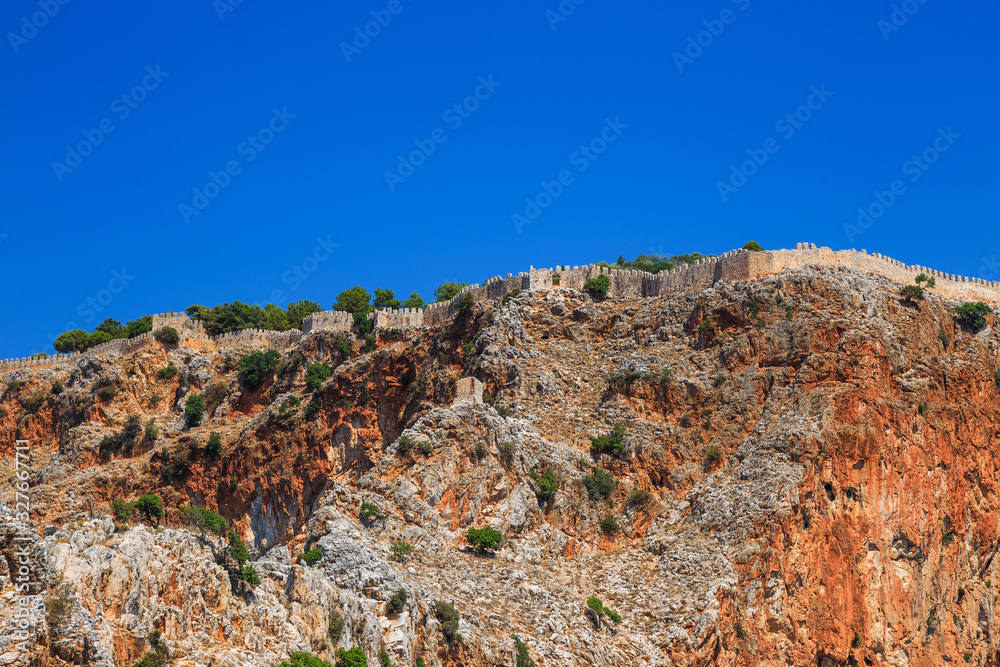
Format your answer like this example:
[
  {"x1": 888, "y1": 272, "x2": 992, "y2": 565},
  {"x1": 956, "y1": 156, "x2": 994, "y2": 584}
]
[{"x1": 2, "y1": 264, "x2": 999, "y2": 667}]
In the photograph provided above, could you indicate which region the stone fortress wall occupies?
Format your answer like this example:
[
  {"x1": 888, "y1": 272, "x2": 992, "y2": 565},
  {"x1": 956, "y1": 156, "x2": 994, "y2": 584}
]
[{"x1": 4, "y1": 243, "x2": 999, "y2": 373}]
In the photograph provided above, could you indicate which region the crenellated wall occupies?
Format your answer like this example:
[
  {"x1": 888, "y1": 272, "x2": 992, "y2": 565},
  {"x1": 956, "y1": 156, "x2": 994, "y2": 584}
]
[{"x1": 5, "y1": 243, "x2": 999, "y2": 373}]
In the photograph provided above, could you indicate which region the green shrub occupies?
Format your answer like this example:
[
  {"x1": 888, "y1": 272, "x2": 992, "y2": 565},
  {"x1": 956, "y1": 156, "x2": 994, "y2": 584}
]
[
  {"x1": 132, "y1": 652, "x2": 166, "y2": 667},
  {"x1": 185, "y1": 394, "x2": 206, "y2": 427},
  {"x1": 396, "y1": 435, "x2": 415, "y2": 456},
  {"x1": 495, "y1": 403, "x2": 511, "y2": 418},
  {"x1": 713, "y1": 372, "x2": 727, "y2": 387},
  {"x1": 465, "y1": 526, "x2": 503, "y2": 551},
  {"x1": 380, "y1": 328, "x2": 401, "y2": 341},
  {"x1": 497, "y1": 440, "x2": 516, "y2": 466},
  {"x1": 299, "y1": 548, "x2": 323, "y2": 566},
  {"x1": 50, "y1": 380, "x2": 64, "y2": 395},
  {"x1": 111, "y1": 499, "x2": 134, "y2": 522},
  {"x1": 513, "y1": 635, "x2": 536, "y2": 667},
  {"x1": 363, "y1": 333, "x2": 376, "y2": 352},
  {"x1": 918, "y1": 402, "x2": 929, "y2": 415},
  {"x1": 135, "y1": 494, "x2": 164, "y2": 526},
  {"x1": 583, "y1": 274, "x2": 610, "y2": 298},
  {"x1": 473, "y1": 442, "x2": 488, "y2": 460},
  {"x1": 742, "y1": 241, "x2": 762, "y2": 252},
  {"x1": 627, "y1": 488, "x2": 653, "y2": 508},
  {"x1": 156, "y1": 363, "x2": 178, "y2": 380},
  {"x1": 591, "y1": 422, "x2": 626, "y2": 457},
  {"x1": 335, "y1": 648, "x2": 367, "y2": 667},
  {"x1": 600, "y1": 515, "x2": 620, "y2": 534},
  {"x1": 434, "y1": 600, "x2": 462, "y2": 642},
  {"x1": 586, "y1": 596, "x2": 604, "y2": 617},
  {"x1": 415, "y1": 659, "x2": 426, "y2": 667},
  {"x1": 461, "y1": 342, "x2": 476, "y2": 358},
  {"x1": 605, "y1": 608, "x2": 622, "y2": 624},
  {"x1": 227, "y1": 529, "x2": 249, "y2": 567},
  {"x1": 97, "y1": 385, "x2": 118, "y2": 401},
  {"x1": 417, "y1": 440, "x2": 433, "y2": 455},
  {"x1": 335, "y1": 335, "x2": 352, "y2": 357},
  {"x1": 956, "y1": 302, "x2": 993, "y2": 330},
  {"x1": 182, "y1": 505, "x2": 228, "y2": 535},
  {"x1": 354, "y1": 312, "x2": 374, "y2": 335},
  {"x1": 328, "y1": 613, "x2": 345, "y2": 641},
  {"x1": 144, "y1": 419, "x2": 159, "y2": 441},
  {"x1": 735, "y1": 622, "x2": 748, "y2": 640},
  {"x1": 583, "y1": 467, "x2": 615, "y2": 501},
  {"x1": 387, "y1": 587, "x2": 407, "y2": 615},
  {"x1": 306, "y1": 363, "x2": 332, "y2": 391},
  {"x1": 851, "y1": 632, "x2": 862, "y2": 648},
  {"x1": 204, "y1": 381, "x2": 228, "y2": 412},
  {"x1": 304, "y1": 400, "x2": 321, "y2": 418},
  {"x1": 705, "y1": 445, "x2": 723, "y2": 463},
  {"x1": 390, "y1": 540, "x2": 413, "y2": 561},
  {"x1": 359, "y1": 502, "x2": 387, "y2": 522},
  {"x1": 127, "y1": 316, "x2": 153, "y2": 338},
  {"x1": 205, "y1": 432, "x2": 222, "y2": 457},
  {"x1": 899, "y1": 285, "x2": 924, "y2": 302},
  {"x1": 530, "y1": 467, "x2": 558, "y2": 501},
  {"x1": 378, "y1": 650, "x2": 391, "y2": 667},
  {"x1": 994, "y1": 370, "x2": 1000, "y2": 388},
  {"x1": 434, "y1": 282, "x2": 468, "y2": 303},
  {"x1": 276, "y1": 653, "x2": 333, "y2": 667},
  {"x1": 697, "y1": 319, "x2": 717, "y2": 341},
  {"x1": 240, "y1": 349, "x2": 281, "y2": 390},
  {"x1": 456, "y1": 291, "x2": 476, "y2": 316},
  {"x1": 502, "y1": 288, "x2": 521, "y2": 305},
  {"x1": 154, "y1": 327, "x2": 180, "y2": 344},
  {"x1": 938, "y1": 329, "x2": 949, "y2": 347},
  {"x1": 679, "y1": 412, "x2": 693, "y2": 427}
]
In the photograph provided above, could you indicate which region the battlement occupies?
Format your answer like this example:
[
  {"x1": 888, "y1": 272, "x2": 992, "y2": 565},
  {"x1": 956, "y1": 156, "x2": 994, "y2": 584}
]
[{"x1": 4, "y1": 243, "x2": 999, "y2": 373}]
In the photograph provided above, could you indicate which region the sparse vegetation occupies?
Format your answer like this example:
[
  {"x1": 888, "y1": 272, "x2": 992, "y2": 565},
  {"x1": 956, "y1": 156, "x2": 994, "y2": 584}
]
[
  {"x1": 513, "y1": 634, "x2": 536, "y2": 667},
  {"x1": 956, "y1": 301, "x2": 993, "y2": 330},
  {"x1": 154, "y1": 327, "x2": 180, "y2": 344},
  {"x1": 275, "y1": 653, "x2": 333, "y2": 667},
  {"x1": 378, "y1": 650, "x2": 391, "y2": 667},
  {"x1": 465, "y1": 526, "x2": 503, "y2": 552},
  {"x1": 299, "y1": 548, "x2": 323, "y2": 567},
  {"x1": 590, "y1": 422, "x2": 626, "y2": 457},
  {"x1": 328, "y1": 613, "x2": 345, "y2": 642},
  {"x1": 205, "y1": 432, "x2": 222, "y2": 457},
  {"x1": 135, "y1": 494, "x2": 164, "y2": 526},
  {"x1": 390, "y1": 540, "x2": 413, "y2": 561},
  {"x1": 306, "y1": 363, "x2": 332, "y2": 391},
  {"x1": 156, "y1": 363, "x2": 178, "y2": 380},
  {"x1": 583, "y1": 467, "x2": 615, "y2": 501},
  {"x1": 359, "y1": 502, "x2": 387, "y2": 523},
  {"x1": 530, "y1": 467, "x2": 558, "y2": 501},
  {"x1": 497, "y1": 440, "x2": 516, "y2": 466},
  {"x1": 938, "y1": 329, "x2": 949, "y2": 347},
  {"x1": 182, "y1": 504, "x2": 228, "y2": 535},
  {"x1": 396, "y1": 435, "x2": 415, "y2": 456},
  {"x1": 627, "y1": 488, "x2": 653, "y2": 508},
  {"x1": 713, "y1": 372, "x2": 727, "y2": 388},
  {"x1": 583, "y1": 274, "x2": 611, "y2": 298},
  {"x1": 240, "y1": 349, "x2": 281, "y2": 390},
  {"x1": 185, "y1": 393, "x2": 206, "y2": 427},
  {"x1": 387, "y1": 587, "x2": 407, "y2": 615},
  {"x1": 600, "y1": 515, "x2": 620, "y2": 535},
  {"x1": 502, "y1": 288, "x2": 521, "y2": 305},
  {"x1": 50, "y1": 380, "x2": 63, "y2": 395},
  {"x1": 204, "y1": 381, "x2": 228, "y2": 412},
  {"x1": 434, "y1": 600, "x2": 462, "y2": 643},
  {"x1": 852, "y1": 632, "x2": 862, "y2": 648},
  {"x1": 45, "y1": 577, "x2": 75, "y2": 628},
  {"x1": 697, "y1": 318, "x2": 717, "y2": 342}
]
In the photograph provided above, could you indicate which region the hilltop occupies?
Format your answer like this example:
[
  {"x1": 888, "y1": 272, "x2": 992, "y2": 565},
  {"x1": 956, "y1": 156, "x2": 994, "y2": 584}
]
[{"x1": 2, "y1": 243, "x2": 1000, "y2": 667}]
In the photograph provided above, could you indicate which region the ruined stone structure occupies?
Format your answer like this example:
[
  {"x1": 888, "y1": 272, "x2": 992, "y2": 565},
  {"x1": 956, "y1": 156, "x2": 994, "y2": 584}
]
[
  {"x1": 453, "y1": 377, "x2": 484, "y2": 406},
  {"x1": 4, "y1": 243, "x2": 998, "y2": 372}
]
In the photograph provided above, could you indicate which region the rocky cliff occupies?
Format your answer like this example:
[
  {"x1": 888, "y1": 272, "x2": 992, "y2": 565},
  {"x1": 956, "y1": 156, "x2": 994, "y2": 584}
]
[{"x1": 2, "y1": 262, "x2": 999, "y2": 667}]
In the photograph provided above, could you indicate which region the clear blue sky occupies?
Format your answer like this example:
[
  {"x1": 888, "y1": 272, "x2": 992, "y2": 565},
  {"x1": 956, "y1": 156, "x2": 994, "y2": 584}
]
[{"x1": 1, "y1": 0, "x2": 998, "y2": 358}]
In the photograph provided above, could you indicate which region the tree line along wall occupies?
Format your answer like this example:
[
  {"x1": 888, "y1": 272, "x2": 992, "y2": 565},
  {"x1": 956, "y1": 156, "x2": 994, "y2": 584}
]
[{"x1": 4, "y1": 243, "x2": 1000, "y2": 372}]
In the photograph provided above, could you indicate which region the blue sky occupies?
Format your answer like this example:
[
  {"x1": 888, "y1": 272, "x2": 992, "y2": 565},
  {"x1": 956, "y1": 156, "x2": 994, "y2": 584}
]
[{"x1": 1, "y1": 0, "x2": 998, "y2": 358}]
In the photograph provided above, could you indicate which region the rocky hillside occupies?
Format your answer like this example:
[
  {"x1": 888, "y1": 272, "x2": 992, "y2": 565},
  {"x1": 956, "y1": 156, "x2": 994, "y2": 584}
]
[{"x1": 2, "y1": 263, "x2": 1000, "y2": 667}]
